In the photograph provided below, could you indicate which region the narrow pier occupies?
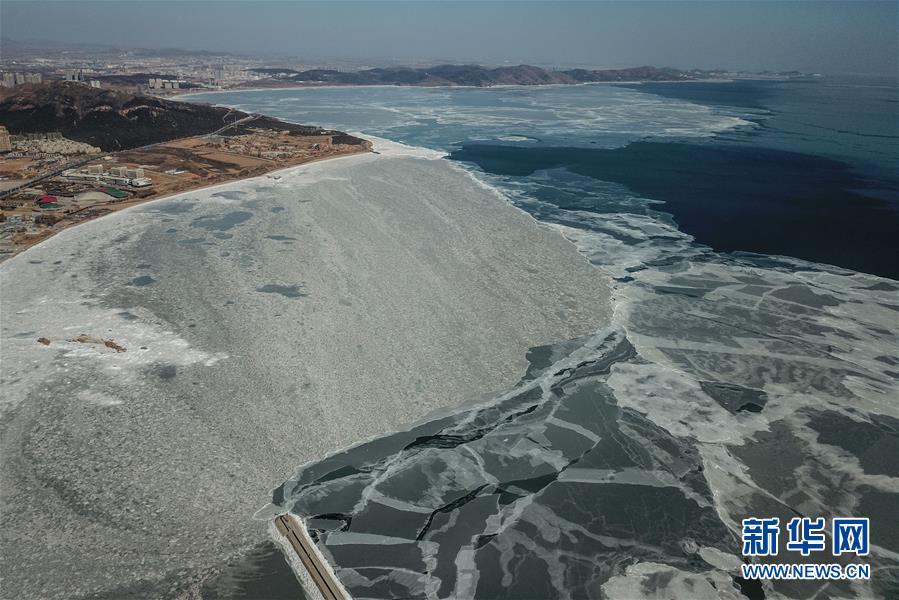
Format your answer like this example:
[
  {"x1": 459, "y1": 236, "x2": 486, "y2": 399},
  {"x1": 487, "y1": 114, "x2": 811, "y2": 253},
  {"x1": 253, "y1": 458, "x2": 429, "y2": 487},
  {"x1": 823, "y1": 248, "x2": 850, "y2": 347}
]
[{"x1": 274, "y1": 514, "x2": 348, "y2": 600}]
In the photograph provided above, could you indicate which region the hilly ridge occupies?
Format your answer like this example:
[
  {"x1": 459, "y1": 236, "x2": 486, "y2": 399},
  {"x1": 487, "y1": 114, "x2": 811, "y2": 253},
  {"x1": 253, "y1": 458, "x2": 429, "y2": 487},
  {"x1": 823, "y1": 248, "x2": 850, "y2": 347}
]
[
  {"x1": 0, "y1": 82, "x2": 245, "y2": 151},
  {"x1": 0, "y1": 81, "x2": 362, "y2": 151}
]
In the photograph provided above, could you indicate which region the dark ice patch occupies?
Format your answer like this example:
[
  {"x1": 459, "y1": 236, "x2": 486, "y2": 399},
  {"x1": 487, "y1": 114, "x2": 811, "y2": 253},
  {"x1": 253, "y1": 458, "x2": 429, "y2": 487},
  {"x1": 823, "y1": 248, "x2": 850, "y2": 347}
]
[
  {"x1": 211, "y1": 191, "x2": 245, "y2": 200},
  {"x1": 700, "y1": 381, "x2": 768, "y2": 413},
  {"x1": 856, "y1": 487, "x2": 899, "y2": 552},
  {"x1": 863, "y1": 281, "x2": 898, "y2": 292},
  {"x1": 734, "y1": 576, "x2": 766, "y2": 600},
  {"x1": 117, "y1": 312, "x2": 139, "y2": 321},
  {"x1": 152, "y1": 201, "x2": 195, "y2": 214},
  {"x1": 270, "y1": 206, "x2": 286, "y2": 213},
  {"x1": 667, "y1": 276, "x2": 730, "y2": 291},
  {"x1": 154, "y1": 365, "x2": 177, "y2": 381},
  {"x1": 737, "y1": 285, "x2": 771, "y2": 296},
  {"x1": 266, "y1": 235, "x2": 297, "y2": 241},
  {"x1": 730, "y1": 422, "x2": 808, "y2": 500},
  {"x1": 190, "y1": 211, "x2": 252, "y2": 231},
  {"x1": 130, "y1": 275, "x2": 156, "y2": 287},
  {"x1": 256, "y1": 284, "x2": 307, "y2": 298},
  {"x1": 655, "y1": 286, "x2": 708, "y2": 298},
  {"x1": 807, "y1": 411, "x2": 899, "y2": 477},
  {"x1": 770, "y1": 285, "x2": 840, "y2": 308}
]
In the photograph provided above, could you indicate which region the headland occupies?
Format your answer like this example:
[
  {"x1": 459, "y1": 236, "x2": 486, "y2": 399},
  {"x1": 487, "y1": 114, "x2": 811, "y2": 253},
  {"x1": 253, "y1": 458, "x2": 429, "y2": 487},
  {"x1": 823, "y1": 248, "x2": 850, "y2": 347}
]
[{"x1": 0, "y1": 81, "x2": 370, "y2": 260}]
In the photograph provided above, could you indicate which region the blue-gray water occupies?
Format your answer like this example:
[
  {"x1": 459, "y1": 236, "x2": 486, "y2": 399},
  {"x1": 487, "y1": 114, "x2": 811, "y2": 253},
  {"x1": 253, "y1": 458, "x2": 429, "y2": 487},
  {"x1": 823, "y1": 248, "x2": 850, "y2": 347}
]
[{"x1": 187, "y1": 78, "x2": 898, "y2": 599}]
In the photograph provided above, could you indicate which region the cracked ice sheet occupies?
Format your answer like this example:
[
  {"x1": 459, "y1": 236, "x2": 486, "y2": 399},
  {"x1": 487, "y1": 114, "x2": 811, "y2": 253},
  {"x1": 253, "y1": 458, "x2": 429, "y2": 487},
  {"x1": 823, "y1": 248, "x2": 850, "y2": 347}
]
[
  {"x1": 268, "y1": 330, "x2": 747, "y2": 599},
  {"x1": 269, "y1": 237, "x2": 899, "y2": 599}
]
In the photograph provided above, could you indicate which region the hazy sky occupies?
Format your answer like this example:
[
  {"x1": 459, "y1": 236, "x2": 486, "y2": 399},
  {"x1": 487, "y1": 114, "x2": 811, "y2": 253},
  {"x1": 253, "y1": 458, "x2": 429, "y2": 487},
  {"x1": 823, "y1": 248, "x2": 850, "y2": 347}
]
[{"x1": 2, "y1": 1, "x2": 897, "y2": 74}]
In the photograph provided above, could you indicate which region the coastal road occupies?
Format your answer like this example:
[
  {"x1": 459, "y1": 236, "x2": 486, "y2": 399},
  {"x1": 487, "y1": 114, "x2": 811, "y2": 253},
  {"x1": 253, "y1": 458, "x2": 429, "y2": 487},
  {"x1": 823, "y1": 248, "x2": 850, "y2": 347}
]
[{"x1": 207, "y1": 112, "x2": 259, "y2": 136}]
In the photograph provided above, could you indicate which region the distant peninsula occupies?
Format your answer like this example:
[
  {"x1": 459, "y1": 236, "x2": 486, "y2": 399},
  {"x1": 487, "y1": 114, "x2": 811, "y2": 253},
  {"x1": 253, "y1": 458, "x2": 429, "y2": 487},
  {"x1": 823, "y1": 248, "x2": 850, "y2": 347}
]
[
  {"x1": 242, "y1": 64, "x2": 809, "y2": 89},
  {"x1": 0, "y1": 81, "x2": 369, "y2": 259}
]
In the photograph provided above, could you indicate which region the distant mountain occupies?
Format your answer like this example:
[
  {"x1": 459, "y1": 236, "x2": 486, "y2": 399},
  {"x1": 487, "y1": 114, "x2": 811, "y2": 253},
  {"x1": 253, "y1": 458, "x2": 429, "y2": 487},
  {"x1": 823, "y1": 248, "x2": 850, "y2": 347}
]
[
  {"x1": 0, "y1": 81, "x2": 364, "y2": 151},
  {"x1": 263, "y1": 64, "x2": 694, "y2": 87}
]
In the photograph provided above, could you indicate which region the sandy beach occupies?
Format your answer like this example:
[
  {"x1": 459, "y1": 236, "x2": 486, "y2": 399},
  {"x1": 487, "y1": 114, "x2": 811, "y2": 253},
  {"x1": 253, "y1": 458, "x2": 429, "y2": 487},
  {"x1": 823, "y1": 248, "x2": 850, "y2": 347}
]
[{"x1": 0, "y1": 140, "x2": 609, "y2": 598}]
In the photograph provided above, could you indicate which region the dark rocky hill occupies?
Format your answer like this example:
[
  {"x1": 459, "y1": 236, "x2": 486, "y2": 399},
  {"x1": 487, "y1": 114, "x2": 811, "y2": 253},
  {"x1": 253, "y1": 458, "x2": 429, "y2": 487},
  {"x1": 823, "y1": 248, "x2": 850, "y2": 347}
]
[
  {"x1": 0, "y1": 81, "x2": 245, "y2": 151},
  {"x1": 0, "y1": 81, "x2": 363, "y2": 151}
]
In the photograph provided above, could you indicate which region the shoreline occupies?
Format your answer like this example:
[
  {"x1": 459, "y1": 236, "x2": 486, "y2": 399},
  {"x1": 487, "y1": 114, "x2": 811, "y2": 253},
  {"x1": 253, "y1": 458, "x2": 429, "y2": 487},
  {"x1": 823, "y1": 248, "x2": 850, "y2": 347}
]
[{"x1": 1, "y1": 139, "x2": 371, "y2": 264}]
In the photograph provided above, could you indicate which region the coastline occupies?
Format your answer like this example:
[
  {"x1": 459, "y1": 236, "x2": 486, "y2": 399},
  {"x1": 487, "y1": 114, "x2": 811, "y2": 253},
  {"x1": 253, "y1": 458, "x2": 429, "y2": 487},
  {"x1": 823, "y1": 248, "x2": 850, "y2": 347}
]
[
  {"x1": 1, "y1": 135, "x2": 451, "y2": 269},
  {"x1": 171, "y1": 77, "x2": 739, "y2": 101},
  {"x1": 0, "y1": 139, "x2": 611, "y2": 599},
  {"x1": 1, "y1": 140, "x2": 371, "y2": 263},
  {"x1": 171, "y1": 74, "x2": 825, "y2": 102}
]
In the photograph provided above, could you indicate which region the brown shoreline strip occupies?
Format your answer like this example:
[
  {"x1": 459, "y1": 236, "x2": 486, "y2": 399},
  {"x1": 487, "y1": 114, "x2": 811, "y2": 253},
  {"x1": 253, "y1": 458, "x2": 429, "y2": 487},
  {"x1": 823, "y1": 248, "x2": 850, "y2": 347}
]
[{"x1": 275, "y1": 514, "x2": 348, "y2": 600}]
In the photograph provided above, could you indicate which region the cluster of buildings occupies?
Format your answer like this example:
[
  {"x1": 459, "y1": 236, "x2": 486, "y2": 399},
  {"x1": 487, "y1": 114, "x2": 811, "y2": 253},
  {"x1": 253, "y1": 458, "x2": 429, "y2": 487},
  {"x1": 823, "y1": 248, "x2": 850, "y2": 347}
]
[
  {"x1": 0, "y1": 130, "x2": 100, "y2": 177},
  {"x1": 148, "y1": 78, "x2": 181, "y2": 90},
  {"x1": 208, "y1": 129, "x2": 331, "y2": 160},
  {"x1": 1, "y1": 72, "x2": 43, "y2": 87},
  {"x1": 63, "y1": 69, "x2": 102, "y2": 88},
  {"x1": 0, "y1": 127, "x2": 11, "y2": 153},
  {"x1": 0, "y1": 180, "x2": 124, "y2": 255},
  {"x1": 0, "y1": 64, "x2": 262, "y2": 94},
  {"x1": 0, "y1": 160, "x2": 153, "y2": 228},
  {"x1": 206, "y1": 65, "x2": 247, "y2": 84},
  {"x1": 2, "y1": 62, "x2": 266, "y2": 96},
  {"x1": 63, "y1": 164, "x2": 152, "y2": 188},
  {"x1": 5, "y1": 132, "x2": 101, "y2": 157},
  {"x1": 0, "y1": 214, "x2": 34, "y2": 243},
  {"x1": 145, "y1": 65, "x2": 252, "y2": 93},
  {"x1": 0, "y1": 173, "x2": 130, "y2": 242}
]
